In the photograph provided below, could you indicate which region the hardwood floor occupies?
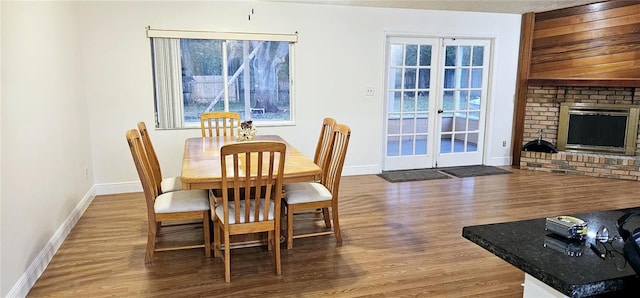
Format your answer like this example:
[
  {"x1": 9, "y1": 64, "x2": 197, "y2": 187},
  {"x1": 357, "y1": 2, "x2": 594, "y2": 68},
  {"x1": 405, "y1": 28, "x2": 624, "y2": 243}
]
[{"x1": 28, "y1": 168, "x2": 640, "y2": 297}]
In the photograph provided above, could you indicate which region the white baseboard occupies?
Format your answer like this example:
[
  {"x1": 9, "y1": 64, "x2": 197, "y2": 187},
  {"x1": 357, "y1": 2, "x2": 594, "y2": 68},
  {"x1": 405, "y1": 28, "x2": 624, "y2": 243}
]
[
  {"x1": 342, "y1": 165, "x2": 379, "y2": 176},
  {"x1": 100, "y1": 172, "x2": 383, "y2": 195},
  {"x1": 485, "y1": 156, "x2": 512, "y2": 166},
  {"x1": 95, "y1": 181, "x2": 142, "y2": 195},
  {"x1": 7, "y1": 186, "x2": 96, "y2": 298}
]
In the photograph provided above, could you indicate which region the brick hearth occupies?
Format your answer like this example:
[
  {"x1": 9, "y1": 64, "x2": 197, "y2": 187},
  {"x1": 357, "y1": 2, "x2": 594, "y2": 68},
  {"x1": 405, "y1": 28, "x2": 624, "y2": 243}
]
[{"x1": 520, "y1": 86, "x2": 640, "y2": 181}]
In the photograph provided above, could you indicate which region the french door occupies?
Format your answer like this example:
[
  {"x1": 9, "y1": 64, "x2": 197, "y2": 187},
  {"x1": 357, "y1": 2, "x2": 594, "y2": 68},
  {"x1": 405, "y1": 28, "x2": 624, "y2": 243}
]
[{"x1": 383, "y1": 37, "x2": 491, "y2": 171}]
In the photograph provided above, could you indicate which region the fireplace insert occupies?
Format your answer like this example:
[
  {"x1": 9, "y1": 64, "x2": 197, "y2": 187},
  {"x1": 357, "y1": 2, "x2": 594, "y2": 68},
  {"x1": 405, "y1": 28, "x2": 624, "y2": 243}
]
[{"x1": 557, "y1": 103, "x2": 639, "y2": 156}]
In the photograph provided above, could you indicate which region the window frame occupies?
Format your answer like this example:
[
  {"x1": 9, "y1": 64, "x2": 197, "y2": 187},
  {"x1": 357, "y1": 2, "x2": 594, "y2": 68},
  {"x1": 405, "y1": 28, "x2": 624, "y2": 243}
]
[{"x1": 147, "y1": 28, "x2": 298, "y2": 129}]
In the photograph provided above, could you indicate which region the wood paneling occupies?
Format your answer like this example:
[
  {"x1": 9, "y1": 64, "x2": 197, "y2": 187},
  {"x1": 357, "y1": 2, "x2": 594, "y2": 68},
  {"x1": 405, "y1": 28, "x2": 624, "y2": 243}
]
[
  {"x1": 527, "y1": 2, "x2": 640, "y2": 86},
  {"x1": 512, "y1": 1, "x2": 640, "y2": 165},
  {"x1": 534, "y1": 1, "x2": 640, "y2": 24},
  {"x1": 512, "y1": 13, "x2": 535, "y2": 166},
  {"x1": 27, "y1": 170, "x2": 640, "y2": 297}
]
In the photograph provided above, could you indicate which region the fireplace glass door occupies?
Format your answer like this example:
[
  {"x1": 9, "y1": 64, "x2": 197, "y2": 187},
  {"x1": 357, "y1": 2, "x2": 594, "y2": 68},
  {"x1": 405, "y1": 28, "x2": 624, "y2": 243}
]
[{"x1": 557, "y1": 103, "x2": 639, "y2": 156}]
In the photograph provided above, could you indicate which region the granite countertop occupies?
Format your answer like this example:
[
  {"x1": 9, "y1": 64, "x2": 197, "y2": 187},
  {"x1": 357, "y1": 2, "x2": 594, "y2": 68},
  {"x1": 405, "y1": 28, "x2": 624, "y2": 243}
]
[{"x1": 462, "y1": 208, "x2": 640, "y2": 297}]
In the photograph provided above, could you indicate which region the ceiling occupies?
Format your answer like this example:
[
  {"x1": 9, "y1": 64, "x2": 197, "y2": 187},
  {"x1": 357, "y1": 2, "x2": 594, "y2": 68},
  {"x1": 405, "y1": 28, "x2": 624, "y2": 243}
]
[{"x1": 266, "y1": 0, "x2": 605, "y2": 14}]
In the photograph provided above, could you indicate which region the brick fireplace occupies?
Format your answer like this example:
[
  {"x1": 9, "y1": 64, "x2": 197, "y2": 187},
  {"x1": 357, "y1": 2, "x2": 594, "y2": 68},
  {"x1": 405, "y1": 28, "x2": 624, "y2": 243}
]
[{"x1": 520, "y1": 86, "x2": 640, "y2": 181}]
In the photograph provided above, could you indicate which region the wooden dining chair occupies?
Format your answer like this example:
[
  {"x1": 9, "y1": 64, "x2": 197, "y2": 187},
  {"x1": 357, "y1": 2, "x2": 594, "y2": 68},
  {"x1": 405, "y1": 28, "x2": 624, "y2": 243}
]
[
  {"x1": 211, "y1": 141, "x2": 286, "y2": 282},
  {"x1": 137, "y1": 121, "x2": 182, "y2": 193},
  {"x1": 200, "y1": 111, "x2": 241, "y2": 138},
  {"x1": 283, "y1": 123, "x2": 351, "y2": 249},
  {"x1": 126, "y1": 129, "x2": 211, "y2": 263},
  {"x1": 311, "y1": 117, "x2": 337, "y2": 225},
  {"x1": 283, "y1": 117, "x2": 336, "y2": 226}
]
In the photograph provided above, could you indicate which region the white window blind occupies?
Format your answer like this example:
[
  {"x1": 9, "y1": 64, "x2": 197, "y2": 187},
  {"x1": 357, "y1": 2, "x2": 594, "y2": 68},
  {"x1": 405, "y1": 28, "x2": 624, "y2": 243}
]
[{"x1": 152, "y1": 38, "x2": 183, "y2": 129}]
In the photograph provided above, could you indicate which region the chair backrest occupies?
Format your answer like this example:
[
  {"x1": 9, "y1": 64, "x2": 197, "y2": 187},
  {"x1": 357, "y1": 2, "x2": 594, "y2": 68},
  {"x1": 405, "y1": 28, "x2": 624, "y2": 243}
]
[
  {"x1": 200, "y1": 112, "x2": 241, "y2": 137},
  {"x1": 322, "y1": 123, "x2": 351, "y2": 199},
  {"x1": 219, "y1": 141, "x2": 286, "y2": 225},
  {"x1": 126, "y1": 129, "x2": 159, "y2": 224},
  {"x1": 137, "y1": 122, "x2": 163, "y2": 193},
  {"x1": 314, "y1": 117, "x2": 337, "y2": 179}
]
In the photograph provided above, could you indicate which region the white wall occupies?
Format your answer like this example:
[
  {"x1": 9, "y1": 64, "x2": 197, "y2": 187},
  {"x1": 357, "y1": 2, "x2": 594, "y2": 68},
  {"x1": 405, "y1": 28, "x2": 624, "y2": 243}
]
[
  {"x1": 1, "y1": 1, "x2": 94, "y2": 296},
  {"x1": 1, "y1": 0, "x2": 521, "y2": 296},
  {"x1": 79, "y1": 1, "x2": 520, "y2": 192},
  {"x1": 0, "y1": 1, "x2": 3, "y2": 292}
]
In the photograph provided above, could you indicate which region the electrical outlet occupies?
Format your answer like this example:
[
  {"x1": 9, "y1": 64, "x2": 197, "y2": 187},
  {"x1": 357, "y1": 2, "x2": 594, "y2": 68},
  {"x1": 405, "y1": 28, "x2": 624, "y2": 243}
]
[
  {"x1": 365, "y1": 87, "x2": 374, "y2": 96},
  {"x1": 502, "y1": 141, "x2": 507, "y2": 147},
  {"x1": 85, "y1": 166, "x2": 89, "y2": 179}
]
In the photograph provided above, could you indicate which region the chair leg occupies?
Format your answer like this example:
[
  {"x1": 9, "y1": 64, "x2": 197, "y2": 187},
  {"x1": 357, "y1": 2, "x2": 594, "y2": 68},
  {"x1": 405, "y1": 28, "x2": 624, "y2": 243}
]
[
  {"x1": 322, "y1": 207, "x2": 331, "y2": 228},
  {"x1": 267, "y1": 231, "x2": 273, "y2": 251},
  {"x1": 332, "y1": 204, "x2": 342, "y2": 243},
  {"x1": 203, "y1": 211, "x2": 211, "y2": 258},
  {"x1": 287, "y1": 204, "x2": 294, "y2": 249},
  {"x1": 145, "y1": 221, "x2": 158, "y2": 263},
  {"x1": 274, "y1": 224, "x2": 282, "y2": 275},
  {"x1": 213, "y1": 221, "x2": 221, "y2": 258},
  {"x1": 224, "y1": 229, "x2": 231, "y2": 283},
  {"x1": 280, "y1": 203, "x2": 286, "y2": 241}
]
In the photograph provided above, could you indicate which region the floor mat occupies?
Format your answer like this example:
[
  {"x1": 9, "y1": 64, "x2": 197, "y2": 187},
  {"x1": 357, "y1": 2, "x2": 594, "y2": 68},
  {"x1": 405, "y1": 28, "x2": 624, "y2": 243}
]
[
  {"x1": 378, "y1": 169, "x2": 452, "y2": 183},
  {"x1": 438, "y1": 165, "x2": 511, "y2": 178}
]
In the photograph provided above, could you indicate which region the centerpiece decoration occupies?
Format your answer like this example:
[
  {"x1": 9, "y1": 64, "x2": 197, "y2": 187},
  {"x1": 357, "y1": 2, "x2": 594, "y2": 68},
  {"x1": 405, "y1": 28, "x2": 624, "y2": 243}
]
[{"x1": 237, "y1": 120, "x2": 256, "y2": 141}]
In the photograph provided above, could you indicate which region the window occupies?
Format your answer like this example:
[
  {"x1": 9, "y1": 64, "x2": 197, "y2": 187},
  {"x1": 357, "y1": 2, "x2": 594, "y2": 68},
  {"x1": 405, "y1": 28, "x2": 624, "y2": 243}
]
[{"x1": 148, "y1": 29, "x2": 297, "y2": 129}]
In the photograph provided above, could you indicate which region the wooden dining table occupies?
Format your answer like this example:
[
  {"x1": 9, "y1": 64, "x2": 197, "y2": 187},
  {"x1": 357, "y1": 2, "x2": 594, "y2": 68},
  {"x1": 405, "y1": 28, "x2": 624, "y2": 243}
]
[
  {"x1": 181, "y1": 135, "x2": 321, "y2": 249},
  {"x1": 181, "y1": 135, "x2": 322, "y2": 190}
]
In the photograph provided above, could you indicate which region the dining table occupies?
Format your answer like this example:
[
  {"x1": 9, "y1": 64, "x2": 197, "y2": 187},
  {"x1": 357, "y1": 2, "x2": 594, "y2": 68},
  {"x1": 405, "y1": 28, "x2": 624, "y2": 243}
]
[
  {"x1": 181, "y1": 135, "x2": 322, "y2": 190},
  {"x1": 181, "y1": 134, "x2": 322, "y2": 248}
]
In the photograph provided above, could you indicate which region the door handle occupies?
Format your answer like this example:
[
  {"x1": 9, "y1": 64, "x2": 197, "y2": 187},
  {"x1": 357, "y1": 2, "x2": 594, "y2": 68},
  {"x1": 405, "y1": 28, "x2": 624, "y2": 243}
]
[{"x1": 437, "y1": 109, "x2": 443, "y2": 114}]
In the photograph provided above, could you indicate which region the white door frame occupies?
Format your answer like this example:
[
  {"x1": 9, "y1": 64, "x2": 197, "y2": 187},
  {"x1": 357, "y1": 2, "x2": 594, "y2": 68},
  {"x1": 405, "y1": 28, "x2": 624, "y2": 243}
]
[{"x1": 382, "y1": 36, "x2": 493, "y2": 171}]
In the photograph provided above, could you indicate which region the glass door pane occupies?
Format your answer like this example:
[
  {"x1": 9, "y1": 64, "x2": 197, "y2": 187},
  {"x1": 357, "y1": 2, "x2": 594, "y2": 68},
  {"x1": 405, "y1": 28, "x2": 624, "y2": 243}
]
[
  {"x1": 386, "y1": 43, "x2": 431, "y2": 157},
  {"x1": 384, "y1": 37, "x2": 438, "y2": 170},
  {"x1": 436, "y1": 39, "x2": 491, "y2": 167}
]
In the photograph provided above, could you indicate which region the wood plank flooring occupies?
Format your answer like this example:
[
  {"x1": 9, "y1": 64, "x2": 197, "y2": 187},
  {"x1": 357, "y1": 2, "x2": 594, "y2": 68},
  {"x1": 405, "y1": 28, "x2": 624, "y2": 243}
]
[{"x1": 27, "y1": 167, "x2": 640, "y2": 297}]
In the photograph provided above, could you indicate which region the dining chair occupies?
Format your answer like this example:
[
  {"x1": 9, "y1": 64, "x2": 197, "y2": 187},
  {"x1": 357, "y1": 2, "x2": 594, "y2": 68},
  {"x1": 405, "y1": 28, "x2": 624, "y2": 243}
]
[
  {"x1": 137, "y1": 121, "x2": 182, "y2": 193},
  {"x1": 283, "y1": 123, "x2": 351, "y2": 249},
  {"x1": 200, "y1": 111, "x2": 241, "y2": 138},
  {"x1": 300, "y1": 117, "x2": 336, "y2": 226},
  {"x1": 211, "y1": 141, "x2": 286, "y2": 282},
  {"x1": 126, "y1": 129, "x2": 211, "y2": 263}
]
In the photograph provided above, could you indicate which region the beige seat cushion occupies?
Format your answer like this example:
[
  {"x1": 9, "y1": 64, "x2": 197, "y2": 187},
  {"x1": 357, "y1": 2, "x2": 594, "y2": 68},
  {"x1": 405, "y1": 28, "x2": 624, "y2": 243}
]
[
  {"x1": 154, "y1": 189, "x2": 209, "y2": 213},
  {"x1": 284, "y1": 182, "x2": 332, "y2": 204}
]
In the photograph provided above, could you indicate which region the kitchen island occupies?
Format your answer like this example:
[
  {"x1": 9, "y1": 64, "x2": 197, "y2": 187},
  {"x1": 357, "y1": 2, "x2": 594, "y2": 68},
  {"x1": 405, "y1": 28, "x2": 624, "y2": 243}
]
[{"x1": 462, "y1": 208, "x2": 640, "y2": 297}]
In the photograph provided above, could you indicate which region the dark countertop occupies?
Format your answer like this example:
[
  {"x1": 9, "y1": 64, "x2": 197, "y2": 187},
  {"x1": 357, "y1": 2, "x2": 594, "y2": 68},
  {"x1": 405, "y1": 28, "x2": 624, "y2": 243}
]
[{"x1": 462, "y1": 208, "x2": 640, "y2": 297}]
